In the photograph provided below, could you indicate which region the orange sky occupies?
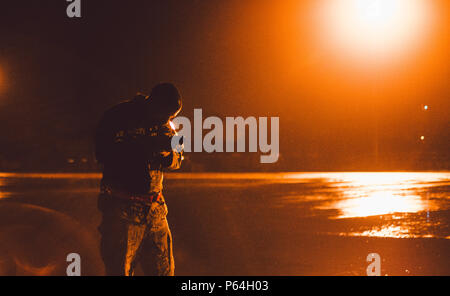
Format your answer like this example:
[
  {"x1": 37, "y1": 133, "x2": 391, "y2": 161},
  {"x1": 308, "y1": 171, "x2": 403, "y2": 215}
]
[{"x1": 0, "y1": 0, "x2": 447, "y2": 170}]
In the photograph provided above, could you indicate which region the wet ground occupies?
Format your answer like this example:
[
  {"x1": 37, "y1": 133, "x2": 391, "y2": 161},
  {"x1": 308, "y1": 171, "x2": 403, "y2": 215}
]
[{"x1": 0, "y1": 172, "x2": 449, "y2": 275}]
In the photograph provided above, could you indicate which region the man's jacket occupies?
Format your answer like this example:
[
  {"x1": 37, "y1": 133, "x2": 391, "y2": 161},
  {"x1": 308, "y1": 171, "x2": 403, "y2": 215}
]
[{"x1": 95, "y1": 96, "x2": 182, "y2": 194}]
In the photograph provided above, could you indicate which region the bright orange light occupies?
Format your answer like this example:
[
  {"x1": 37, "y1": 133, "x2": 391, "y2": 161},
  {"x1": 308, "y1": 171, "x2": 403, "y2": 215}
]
[
  {"x1": 336, "y1": 190, "x2": 425, "y2": 218},
  {"x1": 315, "y1": 0, "x2": 434, "y2": 64},
  {"x1": 169, "y1": 121, "x2": 176, "y2": 131},
  {"x1": 318, "y1": 172, "x2": 439, "y2": 219}
]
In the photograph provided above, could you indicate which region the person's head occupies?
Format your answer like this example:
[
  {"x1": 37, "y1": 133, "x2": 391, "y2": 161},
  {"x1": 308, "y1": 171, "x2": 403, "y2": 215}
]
[{"x1": 149, "y1": 82, "x2": 182, "y2": 121}]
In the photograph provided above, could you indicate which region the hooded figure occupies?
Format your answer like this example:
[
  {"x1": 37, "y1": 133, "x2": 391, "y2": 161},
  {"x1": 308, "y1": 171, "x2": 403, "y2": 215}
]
[{"x1": 95, "y1": 83, "x2": 183, "y2": 276}]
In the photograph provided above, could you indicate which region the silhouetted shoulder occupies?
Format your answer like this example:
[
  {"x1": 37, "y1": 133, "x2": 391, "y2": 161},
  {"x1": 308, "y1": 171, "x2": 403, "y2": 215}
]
[{"x1": 102, "y1": 100, "x2": 134, "y2": 121}]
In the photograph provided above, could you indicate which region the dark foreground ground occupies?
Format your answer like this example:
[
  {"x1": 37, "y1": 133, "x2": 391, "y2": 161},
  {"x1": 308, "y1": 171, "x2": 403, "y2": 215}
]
[{"x1": 0, "y1": 172, "x2": 449, "y2": 275}]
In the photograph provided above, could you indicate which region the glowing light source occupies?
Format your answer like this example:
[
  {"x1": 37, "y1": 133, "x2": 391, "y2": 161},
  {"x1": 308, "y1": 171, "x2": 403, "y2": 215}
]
[
  {"x1": 420, "y1": 136, "x2": 425, "y2": 141},
  {"x1": 423, "y1": 105, "x2": 428, "y2": 110},
  {"x1": 169, "y1": 121, "x2": 176, "y2": 131},
  {"x1": 316, "y1": 0, "x2": 433, "y2": 63}
]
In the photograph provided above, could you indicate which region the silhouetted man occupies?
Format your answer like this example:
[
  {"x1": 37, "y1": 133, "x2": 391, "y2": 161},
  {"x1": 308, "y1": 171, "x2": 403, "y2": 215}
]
[{"x1": 95, "y1": 83, "x2": 183, "y2": 276}]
